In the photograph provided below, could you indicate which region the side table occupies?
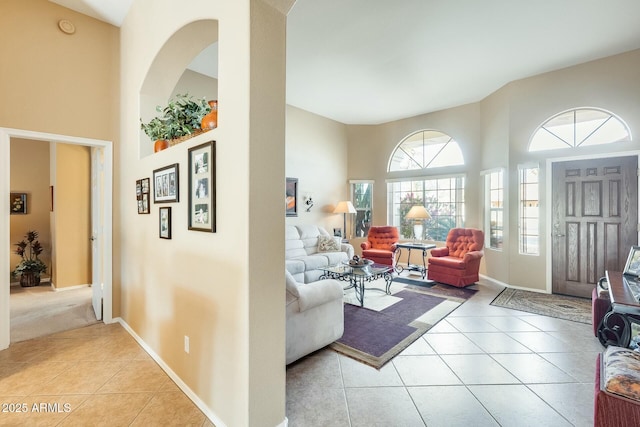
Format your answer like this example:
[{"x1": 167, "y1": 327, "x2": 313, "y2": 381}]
[{"x1": 394, "y1": 242, "x2": 436, "y2": 279}]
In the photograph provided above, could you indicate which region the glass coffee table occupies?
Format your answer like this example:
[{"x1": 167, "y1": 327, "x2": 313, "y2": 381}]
[{"x1": 319, "y1": 261, "x2": 393, "y2": 307}]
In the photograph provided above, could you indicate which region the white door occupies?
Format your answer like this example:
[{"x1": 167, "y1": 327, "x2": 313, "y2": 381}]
[{"x1": 91, "y1": 147, "x2": 103, "y2": 320}]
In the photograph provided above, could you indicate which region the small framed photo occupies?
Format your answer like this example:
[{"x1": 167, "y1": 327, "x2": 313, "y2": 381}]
[
  {"x1": 137, "y1": 193, "x2": 150, "y2": 214},
  {"x1": 188, "y1": 141, "x2": 216, "y2": 232},
  {"x1": 153, "y1": 164, "x2": 179, "y2": 203},
  {"x1": 286, "y1": 177, "x2": 298, "y2": 217},
  {"x1": 624, "y1": 246, "x2": 640, "y2": 277},
  {"x1": 333, "y1": 227, "x2": 342, "y2": 238},
  {"x1": 10, "y1": 192, "x2": 27, "y2": 214},
  {"x1": 136, "y1": 177, "x2": 151, "y2": 214},
  {"x1": 159, "y1": 206, "x2": 172, "y2": 239}
]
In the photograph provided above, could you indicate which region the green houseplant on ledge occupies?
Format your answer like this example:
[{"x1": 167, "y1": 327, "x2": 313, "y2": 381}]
[
  {"x1": 12, "y1": 230, "x2": 47, "y2": 287},
  {"x1": 140, "y1": 93, "x2": 211, "y2": 153}
]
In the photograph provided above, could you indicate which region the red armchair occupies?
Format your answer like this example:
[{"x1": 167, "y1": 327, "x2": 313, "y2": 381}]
[
  {"x1": 360, "y1": 226, "x2": 399, "y2": 267},
  {"x1": 427, "y1": 228, "x2": 484, "y2": 287}
]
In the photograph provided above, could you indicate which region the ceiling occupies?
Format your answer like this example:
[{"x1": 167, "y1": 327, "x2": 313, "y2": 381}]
[{"x1": 50, "y1": 0, "x2": 640, "y2": 125}]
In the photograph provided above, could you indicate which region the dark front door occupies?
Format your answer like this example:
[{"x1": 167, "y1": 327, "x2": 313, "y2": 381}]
[{"x1": 552, "y1": 156, "x2": 638, "y2": 298}]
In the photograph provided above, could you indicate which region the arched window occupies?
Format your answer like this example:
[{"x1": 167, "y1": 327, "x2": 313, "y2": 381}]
[
  {"x1": 529, "y1": 108, "x2": 631, "y2": 152},
  {"x1": 388, "y1": 130, "x2": 464, "y2": 172}
]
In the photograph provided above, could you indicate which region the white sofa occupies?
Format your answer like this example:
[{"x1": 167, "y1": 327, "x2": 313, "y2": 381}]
[
  {"x1": 285, "y1": 224, "x2": 354, "y2": 283},
  {"x1": 285, "y1": 270, "x2": 344, "y2": 364}
]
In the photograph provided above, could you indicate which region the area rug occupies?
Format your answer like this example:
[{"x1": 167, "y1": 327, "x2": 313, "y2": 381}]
[
  {"x1": 331, "y1": 284, "x2": 476, "y2": 369},
  {"x1": 490, "y1": 288, "x2": 591, "y2": 324}
]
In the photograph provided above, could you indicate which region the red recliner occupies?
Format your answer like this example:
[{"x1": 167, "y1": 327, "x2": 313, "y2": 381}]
[
  {"x1": 427, "y1": 228, "x2": 484, "y2": 287},
  {"x1": 360, "y1": 226, "x2": 399, "y2": 267}
]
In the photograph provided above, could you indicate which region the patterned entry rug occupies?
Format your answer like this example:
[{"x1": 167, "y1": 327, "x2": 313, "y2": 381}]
[
  {"x1": 490, "y1": 288, "x2": 592, "y2": 324},
  {"x1": 331, "y1": 280, "x2": 476, "y2": 369}
]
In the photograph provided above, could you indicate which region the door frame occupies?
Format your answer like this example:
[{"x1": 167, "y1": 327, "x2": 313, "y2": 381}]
[
  {"x1": 0, "y1": 128, "x2": 113, "y2": 350},
  {"x1": 545, "y1": 150, "x2": 640, "y2": 293}
]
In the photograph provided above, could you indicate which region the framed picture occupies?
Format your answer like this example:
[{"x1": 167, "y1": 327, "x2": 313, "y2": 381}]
[
  {"x1": 153, "y1": 164, "x2": 179, "y2": 203},
  {"x1": 136, "y1": 177, "x2": 151, "y2": 214},
  {"x1": 188, "y1": 141, "x2": 216, "y2": 232},
  {"x1": 10, "y1": 192, "x2": 27, "y2": 214},
  {"x1": 624, "y1": 246, "x2": 640, "y2": 277},
  {"x1": 159, "y1": 207, "x2": 172, "y2": 239},
  {"x1": 333, "y1": 227, "x2": 342, "y2": 238},
  {"x1": 286, "y1": 177, "x2": 298, "y2": 217}
]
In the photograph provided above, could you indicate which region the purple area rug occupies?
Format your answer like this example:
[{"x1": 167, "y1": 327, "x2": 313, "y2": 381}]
[{"x1": 331, "y1": 286, "x2": 476, "y2": 369}]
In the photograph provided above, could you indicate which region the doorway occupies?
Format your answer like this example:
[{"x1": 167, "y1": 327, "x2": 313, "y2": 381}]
[
  {"x1": 0, "y1": 128, "x2": 113, "y2": 350},
  {"x1": 551, "y1": 155, "x2": 639, "y2": 298}
]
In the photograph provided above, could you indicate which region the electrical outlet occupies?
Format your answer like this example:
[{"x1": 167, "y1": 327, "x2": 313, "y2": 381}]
[{"x1": 184, "y1": 335, "x2": 190, "y2": 354}]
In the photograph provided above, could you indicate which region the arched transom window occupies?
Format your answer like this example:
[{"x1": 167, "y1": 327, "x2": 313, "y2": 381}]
[
  {"x1": 388, "y1": 130, "x2": 464, "y2": 172},
  {"x1": 529, "y1": 108, "x2": 631, "y2": 152}
]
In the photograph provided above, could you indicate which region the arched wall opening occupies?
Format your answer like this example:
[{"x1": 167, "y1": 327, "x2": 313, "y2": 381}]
[{"x1": 139, "y1": 19, "x2": 219, "y2": 158}]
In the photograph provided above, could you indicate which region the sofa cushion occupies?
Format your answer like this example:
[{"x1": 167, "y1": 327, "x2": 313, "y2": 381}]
[
  {"x1": 298, "y1": 255, "x2": 329, "y2": 271},
  {"x1": 319, "y1": 251, "x2": 349, "y2": 266},
  {"x1": 285, "y1": 259, "x2": 305, "y2": 275},
  {"x1": 318, "y1": 235, "x2": 340, "y2": 252},
  {"x1": 428, "y1": 256, "x2": 466, "y2": 270},
  {"x1": 603, "y1": 346, "x2": 640, "y2": 401}
]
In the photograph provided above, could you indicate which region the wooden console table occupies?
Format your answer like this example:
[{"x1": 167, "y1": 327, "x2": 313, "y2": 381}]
[{"x1": 598, "y1": 270, "x2": 640, "y2": 347}]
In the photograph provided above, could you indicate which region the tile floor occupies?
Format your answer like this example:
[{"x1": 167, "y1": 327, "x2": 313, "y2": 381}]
[
  {"x1": 0, "y1": 323, "x2": 212, "y2": 426},
  {"x1": 0, "y1": 279, "x2": 600, "y2": 427},
  {"x1": 286, "y1": 279, "x2": 601, "y2": 427}
]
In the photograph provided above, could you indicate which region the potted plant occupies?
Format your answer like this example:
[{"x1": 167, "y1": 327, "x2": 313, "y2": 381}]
[
  {"x1": 12, "y1": 230, "x2": 47, "y2": 287},
  {"x1": 140, "y1": 93, "x2": 211, "y2": 152}
]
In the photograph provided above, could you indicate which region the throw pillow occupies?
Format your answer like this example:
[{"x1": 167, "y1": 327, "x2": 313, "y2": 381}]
[{"x1": 318, "y1": 235, "x2": 340, "y2": 252}]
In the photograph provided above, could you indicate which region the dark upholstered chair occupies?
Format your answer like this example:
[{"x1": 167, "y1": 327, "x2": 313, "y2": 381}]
[
  {"x1": 427, "y1": 228, "x2": 484, "y2": 287},
  {"x1": 360, "y1": 226, "x2": 399, "y2": 267}
]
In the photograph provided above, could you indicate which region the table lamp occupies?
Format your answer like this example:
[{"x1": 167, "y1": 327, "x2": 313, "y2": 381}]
[
  {"x1": 405, "y1": 205, "x2": 431, "y2": 241},
  {"x1": 333, "y1": 201, "x2": 356, "y2": 239}
]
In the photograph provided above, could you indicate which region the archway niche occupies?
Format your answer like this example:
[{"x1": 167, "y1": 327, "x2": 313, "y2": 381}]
[{"x1": 139, "y1": 19, "x2": 219, "y2": 158}]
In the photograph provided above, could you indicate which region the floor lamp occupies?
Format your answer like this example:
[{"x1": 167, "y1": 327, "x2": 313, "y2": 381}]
[
  {"x1": 333, "y1": 201, "x2": 356, "y2": 239},
  {"x1": 405, "y1": 205, "x2": 431, "y2": 242}
]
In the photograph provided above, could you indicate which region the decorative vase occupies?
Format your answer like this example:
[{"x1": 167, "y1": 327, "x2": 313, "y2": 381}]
[
  {"x1": 200, "y1": 100, "x2": 218, "y2": 130},
  {"x1": 20, "y1": 272, "x2": 40, "y2": 287},
  {"x1": 154, "y1": 139, "x2": 169, "y2": 153}
]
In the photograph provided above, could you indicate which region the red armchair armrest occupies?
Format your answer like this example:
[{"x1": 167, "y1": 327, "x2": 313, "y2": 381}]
[
  {"x1": 430, "y1": 247, "x2": 449, "y2": 257},
  {"x1": 361, "y1": 242, "x2": 372, "y2": 250},
  {"x1": 463, "y1": 251, "x2": 484, "y2": 263},
  {"x1": 390, "y1": 243, "x2": 398, "y2": 252}
]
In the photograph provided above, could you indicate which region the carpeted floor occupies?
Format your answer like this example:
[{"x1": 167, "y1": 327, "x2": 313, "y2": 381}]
[
  {"x1": 331, "y1": 279, "x2": 476, "y2": 369},
  {"x1": 490, "y1": 287, "x2": 592, "y2": 324},
  {"x1": 10, "y1": 283, "x2": 99, "y2": 343}
]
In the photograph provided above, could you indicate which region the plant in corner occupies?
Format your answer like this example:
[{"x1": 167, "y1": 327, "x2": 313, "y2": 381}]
[
  {"x1": 12, "y1": 230, "x2": 47, "y2": 287},
  {"x1": 140, "y1": 93, "x2": 211, "y2": 152}
]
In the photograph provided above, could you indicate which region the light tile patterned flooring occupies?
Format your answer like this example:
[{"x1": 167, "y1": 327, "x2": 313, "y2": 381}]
[
  {"x1": 0, "y1": 279, "x2": 600, "y2": 426},
  {"x1": 286, "y1": 279, "x2": 601, "y2": 427},
  {"x1": 0, "y1": 323, "x2": 212, "y2": 426}
]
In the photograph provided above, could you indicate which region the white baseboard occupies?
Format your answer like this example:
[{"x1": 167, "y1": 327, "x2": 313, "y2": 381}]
[
  {"x1": 115, "y1": 318, "x2": 226, "y2": 427},
  {"x1": 52, "y1": 283, "x2": 90, "y2": 292}
]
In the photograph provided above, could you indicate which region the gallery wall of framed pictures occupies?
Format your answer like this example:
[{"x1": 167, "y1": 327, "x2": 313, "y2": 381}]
[{"x1": 137, "y1": 140, "x2": 216, "y2": 238}]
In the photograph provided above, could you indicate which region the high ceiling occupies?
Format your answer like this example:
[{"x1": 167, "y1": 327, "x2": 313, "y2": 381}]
[{"x1": 50, "y1": 0, "x2": 640, "y2": 125}]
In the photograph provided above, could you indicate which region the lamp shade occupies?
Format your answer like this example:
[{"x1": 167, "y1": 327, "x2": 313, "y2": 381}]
[
  {"x1": 333, "y1": 201, "x2": 357, "y2": 214},
  {"x1": 405, "y1": 205, "x2": 431, "y2": 220}
]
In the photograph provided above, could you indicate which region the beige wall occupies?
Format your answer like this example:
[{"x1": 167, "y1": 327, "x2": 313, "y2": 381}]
[
  {"x1": 1, "y1": 0, "x2": 120, "y2": 303},
  {"x1": 52, "y1": 144, "x2": 91, "y2": 288},
  {"x1": 285, "y1": 105, "x2": 350, "y2": 233},
  {"x1": 9, "y1": 139, "x2": 51, "y2": 277},
  {"x1": 347, "y1": 49, "x2": 640, "y2": 291},
  {"x1": 120, "y1": 1, "x2": 287, "y2": 425}
]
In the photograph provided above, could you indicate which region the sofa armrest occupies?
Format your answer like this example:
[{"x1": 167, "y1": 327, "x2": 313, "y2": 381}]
[
  {"x1": 297, "y1": 280, "x2": 343, "y2": 312},
  {"x1": 431, "y1": 247, "x2": 449, "y2": 257},
  {"x1": 341, "y1": 243, "x2": 355, "y2": 259},
  {"x1": 361, "y1": 241, "x2": 371, "y2": 250}
]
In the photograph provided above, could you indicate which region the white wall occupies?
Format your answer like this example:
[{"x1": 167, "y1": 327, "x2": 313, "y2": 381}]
[
  {"x1": 120, "y1": 1, "x2": 286, "y2": 425},
  {"x1": 285, "y1": 105, "x2": 350, "y2": 233}
]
